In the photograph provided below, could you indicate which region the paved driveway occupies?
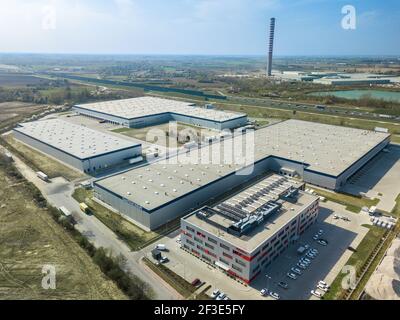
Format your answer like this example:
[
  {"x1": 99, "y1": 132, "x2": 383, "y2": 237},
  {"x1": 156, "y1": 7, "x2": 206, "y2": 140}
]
[{"x1": 342, "y1": 145, "x2": 400, "y2": 213}]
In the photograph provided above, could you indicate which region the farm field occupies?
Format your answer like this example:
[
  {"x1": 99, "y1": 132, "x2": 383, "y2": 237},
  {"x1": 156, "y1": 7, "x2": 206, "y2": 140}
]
[
  {"x1": 0, "y1": 164, "x2": 127, "y2": 300},
  {"x1": 0, "y1": 73, "x2": 47, "y2": 87}
]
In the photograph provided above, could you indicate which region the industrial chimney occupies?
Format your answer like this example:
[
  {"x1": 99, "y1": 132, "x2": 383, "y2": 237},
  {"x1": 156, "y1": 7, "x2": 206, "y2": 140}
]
[{"x1": 267, "y1": 17, "x2": 276, "y2": 77}]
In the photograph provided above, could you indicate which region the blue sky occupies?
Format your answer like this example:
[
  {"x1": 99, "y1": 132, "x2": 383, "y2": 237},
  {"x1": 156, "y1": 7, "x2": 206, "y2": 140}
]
[{"x1": 0, "y1": 0, "x2": 399, "y2": 55}]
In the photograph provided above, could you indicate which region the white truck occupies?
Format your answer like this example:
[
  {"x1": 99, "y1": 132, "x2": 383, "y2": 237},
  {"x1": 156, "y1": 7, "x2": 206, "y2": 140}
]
[
  {"x1": 36, "y1": 171, "x2": 49, "y2": 182},
  {"x1": 155, "y1": 244, "x2": 167, "y2": 251}
]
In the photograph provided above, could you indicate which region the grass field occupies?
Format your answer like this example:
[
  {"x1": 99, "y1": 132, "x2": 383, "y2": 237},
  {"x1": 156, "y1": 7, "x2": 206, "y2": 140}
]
[
  {"x1": 0, "y1": 73, "x2": 46, "y2": 87},
  {"x1": 72, "y1": 188, "x2": 180, "y2": 250},
  {"x1": 0, "y1": 165, "x2": 126, "y2": 300},
  {"x1": 3, "y1": 134, "x2": 85, "y2": 181},
  {"x1": 0, "y1": 102, "x2": 46, "y2": 133},
  {"x1": 311, "y1": 187, "x2": 380, "y2": 213},
  {"x1": 324, "y1": 225, "x2": 387, "y2": 300}
]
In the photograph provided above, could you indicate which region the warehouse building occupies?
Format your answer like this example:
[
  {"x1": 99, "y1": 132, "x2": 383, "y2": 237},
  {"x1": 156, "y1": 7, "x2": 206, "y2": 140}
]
[
  {"x1": 73, "y1": 96, "x2": 248, "y2": 130},
  {"x1": 13, "y1": 119, "x2": 142, "y2": 173},
  {"x1": 93, "y1": 119, "x2": 390, "y2": 230},
  {"x1": 181, "y1": 174, "x2": 320, "y2": 284}
]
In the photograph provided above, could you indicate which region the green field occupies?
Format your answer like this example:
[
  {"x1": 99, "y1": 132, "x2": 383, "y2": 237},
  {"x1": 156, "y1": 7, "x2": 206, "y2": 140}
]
[{"x1": 0, "y1": 162, "x2": 126, "y2": 300}]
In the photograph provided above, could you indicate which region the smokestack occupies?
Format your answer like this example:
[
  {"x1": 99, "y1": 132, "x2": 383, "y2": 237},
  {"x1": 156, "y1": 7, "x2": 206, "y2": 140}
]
[{"x1": 267, "y1": 17, "x2": 276, "y2": 77}]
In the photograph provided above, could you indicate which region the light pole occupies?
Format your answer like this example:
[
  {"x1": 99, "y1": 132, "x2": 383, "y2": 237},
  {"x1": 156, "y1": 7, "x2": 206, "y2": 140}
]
[{"x1": 266, "y1": 274, "x2": 272, "y2": 291}]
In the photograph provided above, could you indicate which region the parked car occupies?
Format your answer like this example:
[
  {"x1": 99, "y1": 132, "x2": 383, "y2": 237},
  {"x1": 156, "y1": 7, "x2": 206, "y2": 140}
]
[
  {"x1": 269, "y1": 292, "x2": 280, "y2": 300},
  {"x1": 191, "y1": 278, "x2": 201, "y2": 287},
  {"x1": 313, "y1": 235, "x2": 319, "y2": 241},
  {"x1": 287, "y1": 273, "x2": 297, "y2": 280},
  {"x1": 216, "y1": 292, "x2": 226, "y2": 301},
  {"x1": 291, "y1": 267, "x2": 302, "y2": 275},
  {"x1": 317, "y1": 284, "x2": 329, "y2": 292},
  {"x1": 302, "y1": 257, "x2": 312, "y2": 264},
  {"x1": 311, "y1": 290, "x2": 323, "y2": 298},
  {"x1": 318, "y1": 230, "x2": 324, "y2": 236},
  {"x1": 297, "y1": 262, "x2": 307, "y2": 270},
  {"x1": 155, "y1": 244, "x2": 167, "y2": 251},
  {"x1": 260, "y1": 288, "x2": 269, "y2": 296},
  {"x1": 318, "y1": 240, "x2": 328, "y2": 246},
  {"x1": 211, "y1": 289, "x2": 220, "y2": 299},
  {"x1": 278, "y1": 282, "x2": 289, "y2": 289},
  {"x1": 306, "y1": 253, "x2": 315, "y2": 259},
  {"x1": 159, "y1": 256, "x2": 169, "y2": 264},
  {"x1": 318, "y1": 281, "x2": 330, "y2": 289}
]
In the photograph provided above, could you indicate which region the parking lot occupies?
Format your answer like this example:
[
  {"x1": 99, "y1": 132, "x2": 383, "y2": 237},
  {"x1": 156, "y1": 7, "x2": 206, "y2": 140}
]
[
  {"x1": 144, "y1": 201, "x2": 372, "y2": 300},
  {"x1": 342, "y1": 144, "x2": 400, "y2": 213}
]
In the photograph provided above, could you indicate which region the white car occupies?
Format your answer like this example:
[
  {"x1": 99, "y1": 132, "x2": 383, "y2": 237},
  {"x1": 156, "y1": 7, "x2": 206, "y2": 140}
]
[
  {"x1": 311, "y1": 290, "x2": 323, "y2": 298},
  {"x1": 297, "y1": 263, "x2": 307, "y2": 270},
  {"x1": 313, "y1": 235, "x2": 319, "y2": 241},
  {"x1": 211, "y1": 289, "x2": 220, "y2": 299},
  {"x1": 291, "y1": 267, "x2": 302, "y2": 275},
  {"x1": 216, "y1": 292, "x2": 226, "y2": 301},
  {"x1": 302, "y1": 257, "x2": 311, "y2": 264},
  {"x1": 318, "y1": 230, "x2": 324, "y2": 236},
  {"x1": 260, "y1": 288, "x2": 269, "y2": 296},
  {"x1": 306, "y1": 253, "x2": 315, "y2": 259},
  {"x1": 287, "y1": 273, "x2": 297, "y2": 280},
  {"x1": 317, "y1": 284, "x2": 329, "y2": 292},
  {"x1": 269, "y1": 292, "x2": 280, "y2": 300},
  {"x1": 319, "y1": 281, "x2": 330, "y2": 289}
]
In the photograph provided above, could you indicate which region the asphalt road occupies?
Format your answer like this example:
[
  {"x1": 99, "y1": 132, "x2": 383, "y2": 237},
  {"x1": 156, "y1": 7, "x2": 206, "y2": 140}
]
[{"x1": 8, "y1": 149, "x2": 181, "y2": 300}]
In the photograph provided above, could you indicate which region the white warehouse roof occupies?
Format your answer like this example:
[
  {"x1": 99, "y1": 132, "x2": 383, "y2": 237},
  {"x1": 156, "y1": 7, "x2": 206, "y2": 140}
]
[
  {"x1": 95, "y1": 119, "x2": 390, "y2": 211},
  {"x1": 14, "y1": 119, "x2": 141, "y2": 160},
  {"x1": 75, "y1": 97, "x2": 246, "y2": 122}
]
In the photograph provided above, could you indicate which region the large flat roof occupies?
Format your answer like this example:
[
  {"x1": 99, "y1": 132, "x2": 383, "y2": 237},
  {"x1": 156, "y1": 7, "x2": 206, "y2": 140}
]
[
  {"x1": 75, "y1": 97, "x2": 246, "y2": 122},
  {"x1": 14, "y1": 119, "x2": 141, "y2": 160},
  {"x1": 95, "y1": 119, "x2": 390, "y2": 211},
  {"x1": 184, "y1": 176, "x2": 318, "y2": 253}
]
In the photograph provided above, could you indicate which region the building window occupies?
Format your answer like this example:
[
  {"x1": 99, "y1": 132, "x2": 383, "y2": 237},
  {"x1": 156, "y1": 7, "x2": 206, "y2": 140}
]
[
  {"x1": 223, "y1": 252, "x2": 233, "y2": 259},
  {"x1": 235, "y1": 259, "x2": 246, "y2": 267},
  {"x1": 220, "y1": 243, "x2": 230, "y2": 251},
  {"x1": 208, "y1": 237, "x2": 217, "y2": 244},
  {"x1": 186, "y1": 226, "x2": 195, "y2": 233},
  {"x1": 232, "y1": 264, "x2": 243, "y2": 273},
  {"x1": 219, "y1": 258, "x2": 230, "y2": 265},
  {"x1": 205, "y1": 242, "x2": 214, "y2": 250},
  {"x1": 194, "y1": 237, "x2": 203, "y2": 244}
]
